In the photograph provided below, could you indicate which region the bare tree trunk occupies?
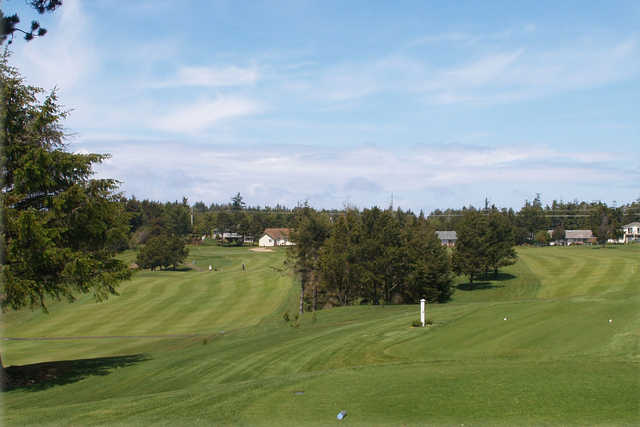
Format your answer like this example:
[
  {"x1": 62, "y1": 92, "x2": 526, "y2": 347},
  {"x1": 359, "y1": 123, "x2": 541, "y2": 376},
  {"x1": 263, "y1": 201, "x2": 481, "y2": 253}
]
[{"x1": 299, "y1": 271, "x2": 306, "y2": 315}]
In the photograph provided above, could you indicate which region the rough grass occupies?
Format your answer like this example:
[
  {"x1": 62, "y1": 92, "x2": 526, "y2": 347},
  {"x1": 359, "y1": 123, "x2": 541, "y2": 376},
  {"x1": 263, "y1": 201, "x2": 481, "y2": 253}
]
[{"x1": 2, "y1": 245, "x2": 639, "y2": 426}]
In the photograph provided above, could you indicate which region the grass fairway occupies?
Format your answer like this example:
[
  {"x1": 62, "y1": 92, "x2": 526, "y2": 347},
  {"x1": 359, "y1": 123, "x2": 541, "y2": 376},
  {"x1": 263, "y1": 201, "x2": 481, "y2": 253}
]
[{"x1": 2, "y1": 245, "x2": 639, "y2": 425}]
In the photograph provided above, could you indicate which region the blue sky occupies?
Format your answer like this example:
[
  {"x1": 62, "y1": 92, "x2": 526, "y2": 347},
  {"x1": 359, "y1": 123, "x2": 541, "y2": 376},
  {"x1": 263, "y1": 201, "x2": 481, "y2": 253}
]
[{"x1": 6, "y1": 0, "x2": 640, "y2": 211}]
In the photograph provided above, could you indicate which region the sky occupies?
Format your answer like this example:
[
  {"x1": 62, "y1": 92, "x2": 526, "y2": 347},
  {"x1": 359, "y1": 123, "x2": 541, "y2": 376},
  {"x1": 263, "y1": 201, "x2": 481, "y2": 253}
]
[{"x1": 5, "y1": 0, "x2": 640, "y2": 211}]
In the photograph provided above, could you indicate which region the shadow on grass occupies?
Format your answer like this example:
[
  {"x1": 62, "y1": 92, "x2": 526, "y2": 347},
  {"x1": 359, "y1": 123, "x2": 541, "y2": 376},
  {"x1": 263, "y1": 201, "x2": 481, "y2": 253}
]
[
  {"x1": 456, "y1": 273, "x2": 516, "y2": 291},
  {"x1": 1, "y1": 354, "x2": 149, "y2": 392},
  {"x1": 493, "y1": 272, "x2": 517, "y2": 281},
  {"x1": 457, "y1": 282, "x2": 504, "y2": 291}
]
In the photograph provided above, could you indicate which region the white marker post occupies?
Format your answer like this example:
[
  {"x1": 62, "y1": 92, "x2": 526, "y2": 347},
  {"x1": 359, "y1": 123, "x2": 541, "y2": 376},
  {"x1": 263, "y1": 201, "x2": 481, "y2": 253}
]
[{"x1": 420, "y1": 299, "x2": 426, "y2": 327}]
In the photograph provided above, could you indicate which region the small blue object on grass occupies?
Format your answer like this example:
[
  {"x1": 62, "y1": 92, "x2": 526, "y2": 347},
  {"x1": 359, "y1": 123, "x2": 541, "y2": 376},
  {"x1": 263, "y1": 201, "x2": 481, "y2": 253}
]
[{"x1": 337, "y1": 410, "x2": 347, "y2": 420}]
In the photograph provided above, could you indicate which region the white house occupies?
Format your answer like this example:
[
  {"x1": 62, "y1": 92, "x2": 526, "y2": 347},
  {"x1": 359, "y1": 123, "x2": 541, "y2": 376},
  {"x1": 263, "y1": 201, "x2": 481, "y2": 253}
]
[
  {"x1": 258, "y1": 234, "x2": 275, "y2": 247},
  {"x1": 622, "y1": 222, "x2": 640, "y2": 243},
  {"x1": 259, "y1": 228, "x2": 294, "y2": 247}
]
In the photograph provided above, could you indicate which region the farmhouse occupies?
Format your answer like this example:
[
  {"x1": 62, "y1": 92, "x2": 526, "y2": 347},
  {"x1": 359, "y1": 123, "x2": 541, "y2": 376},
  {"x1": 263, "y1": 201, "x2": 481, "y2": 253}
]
[
  {"x1": 259, "y1": 228, "x2": 294, "y2": 247},
  {"x1": 436, "y1": 231, "x2": 457, "y2": 247},
  {"x1": 565, "y1": 229, "x2": 596, "y2": 245},
  {"x1": 622, "y1": 222, "x2": 640, "y2": 243}
]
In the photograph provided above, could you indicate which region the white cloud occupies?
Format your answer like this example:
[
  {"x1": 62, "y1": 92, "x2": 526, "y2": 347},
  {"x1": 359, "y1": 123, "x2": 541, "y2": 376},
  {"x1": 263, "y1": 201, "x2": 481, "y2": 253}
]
[
  {"x1": 426, "y1": 38, "x2": 639, "y2": 104},
  {"x1": 89, "y1": 142, "x2": 636, "y2": 211},
  {"x1": 153, "y1": 65, "x2": 259, "y2": 88},
  {"x1": 150, "y1": 97, "x2": 263, "y2": 133},
  {"x1": 11, "y1": 0, "x2": 96, "y2": 94},
  {"x1": 441, "y1": 49, "x2": 525, "y2": 87},
  {"x1": 293, "y1": 36, "x2": 639, "y2": 105},
  {"x1": 407, "y1": 29, "x2": 514, "y2": 47}
]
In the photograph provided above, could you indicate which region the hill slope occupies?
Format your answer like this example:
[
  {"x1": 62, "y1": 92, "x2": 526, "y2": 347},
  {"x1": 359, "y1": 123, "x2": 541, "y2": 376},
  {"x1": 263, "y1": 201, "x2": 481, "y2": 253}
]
[{"x1": 2, "y1": 245, "x2": 639, "y2": 425}]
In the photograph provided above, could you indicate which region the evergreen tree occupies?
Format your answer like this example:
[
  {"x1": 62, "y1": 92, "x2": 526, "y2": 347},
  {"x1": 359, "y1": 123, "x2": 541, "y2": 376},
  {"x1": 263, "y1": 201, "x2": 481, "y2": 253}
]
[
  {"x1": 452, "y1": 211, "x2": 489, "y2": 284},
  {"x1": 534, "y1": 230, "x2": 550, "y2": 246},
  {"x1": 551, "y1": 224, "x2": 565, "y2": 243},
  {"x1": 404, "y1": 221, "x2": 452, "y2": 303},
  {"x1": 319, "y1": 215, "x2": 352, "y2": 306},
  {"x1": 136, "y1": 234, "x2": 188, "y2": 271},
  {"x1": 485, "y1": 210, "x2": 517, "y2": 276},
  {"x1": 516, "y1": 195, "x2": 547, "y2": 243},
  {"x1": 1, "y1": 0, "x2": 62, "y2": 45},
  {"x1": 231, "y1": 192, "x2": 245, "y2": 210},
  {"x1": 1, "y1": 53, "x2": 131, "y2": 315},
  {"x1": 135, "y1": 235, "x2": 166, "y2": 271},
  {"x1": 289, "y1": 205, "x2": 331, "y2": 313}
]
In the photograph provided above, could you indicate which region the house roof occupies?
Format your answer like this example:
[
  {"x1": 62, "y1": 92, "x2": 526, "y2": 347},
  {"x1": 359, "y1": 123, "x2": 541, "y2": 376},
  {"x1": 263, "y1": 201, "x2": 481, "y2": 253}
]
[
  {"x1": 436, "y1": 231, "x2": 457, "y2": 240},
  {"x1": 565, "y1": 230, "x2": 593, "y2": 239},
  {"x1": 222, "y1": 232, "x2": 242, "y2": 239},
  {"x1": 623, "y1": 222, "x2": 640, "y2": 227},
  {"x1": 263, "y1": 228, "x2": 292, "y2": 241}
]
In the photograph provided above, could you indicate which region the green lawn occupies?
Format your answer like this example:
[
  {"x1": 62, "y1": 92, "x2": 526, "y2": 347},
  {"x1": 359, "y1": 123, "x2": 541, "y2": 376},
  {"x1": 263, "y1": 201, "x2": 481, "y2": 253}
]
[{"x1": 2, "y1": 244, "x2": 639, "y2": 425}]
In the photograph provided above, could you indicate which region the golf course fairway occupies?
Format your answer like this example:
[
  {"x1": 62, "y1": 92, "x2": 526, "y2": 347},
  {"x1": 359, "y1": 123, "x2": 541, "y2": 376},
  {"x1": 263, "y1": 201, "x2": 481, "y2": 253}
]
[{"x1": 2, "y1": 243, "x2": 639, "y2": 425}]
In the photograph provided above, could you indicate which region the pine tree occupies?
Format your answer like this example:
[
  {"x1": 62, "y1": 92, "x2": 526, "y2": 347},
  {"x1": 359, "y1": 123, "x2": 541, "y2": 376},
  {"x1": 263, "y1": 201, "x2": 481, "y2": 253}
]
[
  {"x1": 485, "y1": 210, "x2": 517, "y2": 276},
  {"x1": 1, "y1": 53, "x2": 131, "y2": 315},
  {"x1": 404, "y1": 221, "x2": 452, "y2": 302},
  {"x1": 289, "y1": 205, "x2": 331, "y2": 313},
  {"x1": 452, "y1": 211, "x2": 489, "y2": 285}
]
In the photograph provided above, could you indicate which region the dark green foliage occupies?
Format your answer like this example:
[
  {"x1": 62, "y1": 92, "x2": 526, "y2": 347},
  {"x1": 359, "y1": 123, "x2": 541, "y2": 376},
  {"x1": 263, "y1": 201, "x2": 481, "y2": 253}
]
[
  {"x1": 1, "y1": 53, "x2": 131, "y2": 312},
  {"x1": 515, "y1": 194, "x2": 546, "y2": 244},
  {"x1": 319, "y1": 213, "x2": 359, "y2": 306},
  {"x1": 452, "y1": 211, "x2": 489, "y2": 284},
  {"x1": 592, "y1": 205, "x2": 622, "y2": 245},
  {"x1": 453, "y1": 209, "x2": 518, "y2": 284},
  {"x1": 136, "y1": 234, "x2": 188, "y2": 271},
  {"x1": 165, "y1": 198, "x2": 191, "y2": 236},
  {"x1": 1, "y1": 0, "x2": 61, "y2": 45},
  {"x1": 486, "y1": 210, "x2": 517, "y2": 274},
  {"x1": 289, "y1": 204, "x2": 331, "y2": 313},
  {"x1": 405, "y1": 220, "x2": 453, "y2": 303},
  {"x1": 535, "y1": 230, "x2": 550, "y2": 246},
  {"x1": 314, "y1": 207, "x2": 452, "y2": 307},
  {"x1": 231, "y1": 192, "x2": 245, "y2": 210},
  {"x1": 120, "y1": 193, "x2": 307, "y2": 248},
  {"x1": 551, "y1": 224, "x2": 565, "y2": 242}
]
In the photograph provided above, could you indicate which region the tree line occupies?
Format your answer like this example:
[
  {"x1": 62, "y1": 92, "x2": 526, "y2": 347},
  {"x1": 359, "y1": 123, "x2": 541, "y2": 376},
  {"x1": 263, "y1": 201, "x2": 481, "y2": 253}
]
[
  {"x1": 451, "y1": 209, "x2": 517, "y2": 284},
  {"x1": 122, "y1": 193, "x2": 299, "y2": 248},
  {"x1": 428, "y1": 195, "x2": 639, "y2": 245},
  {"x1": 289, "y1": 205, "x2": 519, "y2": 313}
]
